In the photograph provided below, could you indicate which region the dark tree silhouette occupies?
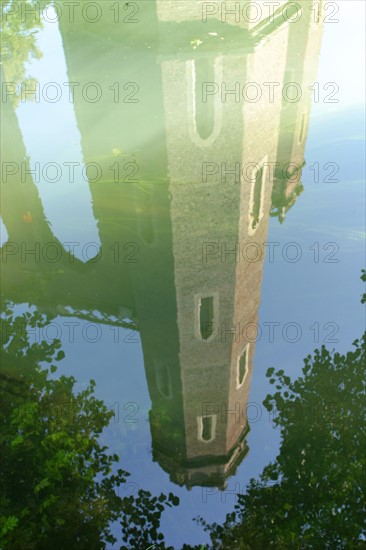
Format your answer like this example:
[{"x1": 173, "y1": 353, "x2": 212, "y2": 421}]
[{"x1": 0, "y1": 300, "x2": 178, "y2": 549}]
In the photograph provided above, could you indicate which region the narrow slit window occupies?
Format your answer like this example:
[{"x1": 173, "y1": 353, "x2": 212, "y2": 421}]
[
  {"x1": 199, "y1": 296, "x2": 214, "y2": 340},
  {"x1": 194, "y1": 58, "x2": 215, "y2": 140},
  {"x1": 155, "y1": 364, "x2": 172, "y2": 399},
  {"x1": 315, "y1": 2, "x2": 322, "y2": 23},
  {"x1": 298, "y1": 112, "x2": 306, "y2": 144},
  {"x1": 201, "y1": 416, "x2": 213, "y2": 441},
  {"x1": 251, "y1": 166, "x2": 264, "y2": 232},
  {"x1": 237, "y1": 346, "x2": 248, "y2": 387}
]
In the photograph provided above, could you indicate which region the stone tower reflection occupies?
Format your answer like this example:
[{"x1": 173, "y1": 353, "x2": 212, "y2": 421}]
[
  {"x1": 128, "y1": 2, "x2": 323, "y2": 488},
  {"x1": 1, "y1": 1, "x2": 324, "y2": 489}
]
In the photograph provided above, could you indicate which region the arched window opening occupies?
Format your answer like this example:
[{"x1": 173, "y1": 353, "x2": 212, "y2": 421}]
[
  {"x1": 194, "y1": 58, "x2": 216, "y2": 140},
  {"x1": 199, "y1": 296, "x2": 214, "y2": 340}
]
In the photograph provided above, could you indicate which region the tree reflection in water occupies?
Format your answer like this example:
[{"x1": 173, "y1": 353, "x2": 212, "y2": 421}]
[{"x1": 0, "y1": 299, "x2": 178, "y2": 550}]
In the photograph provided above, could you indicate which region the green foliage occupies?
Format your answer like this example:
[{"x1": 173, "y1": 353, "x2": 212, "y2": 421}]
[
  {"x1": 120, "y1": 491, "x2": 179, "y2": 550},
  {"x1": 1, "y1": 0, "x2": 50, "y2": 106},
  {"x1": 0, "y1": 300, "x2": 179, "y2": 549},
  {"x1": 361, "y1": 270, "x2": 366, "y2": 304}
]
